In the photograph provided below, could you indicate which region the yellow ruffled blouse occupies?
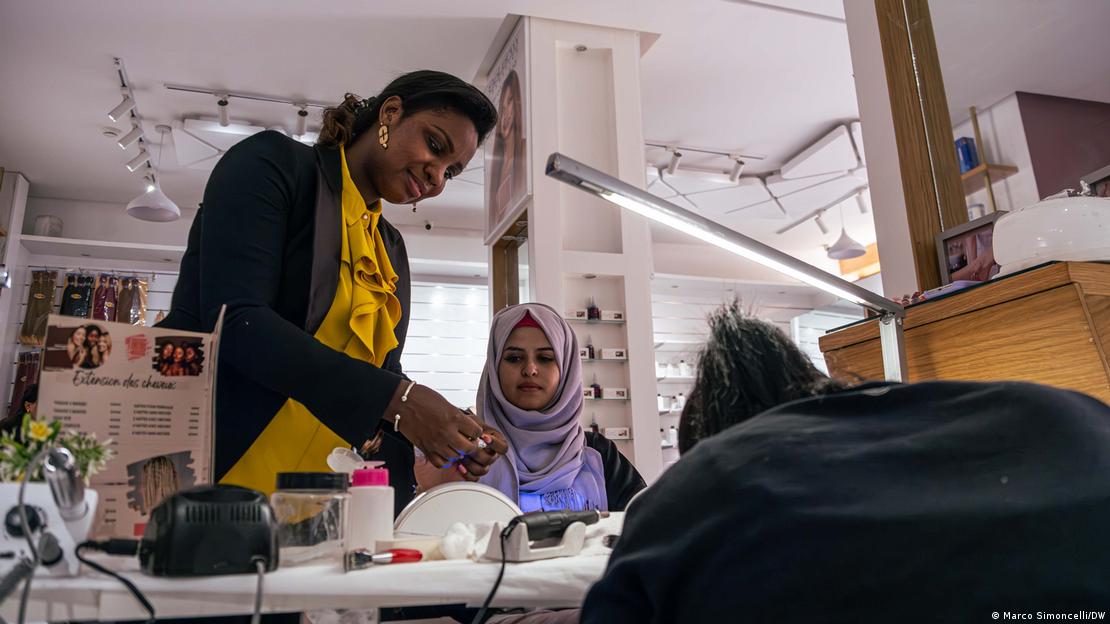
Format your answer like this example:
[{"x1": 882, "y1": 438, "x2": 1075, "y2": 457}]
[{"x1": 221, "y1": 147, "x2": 402, "y2": 495}]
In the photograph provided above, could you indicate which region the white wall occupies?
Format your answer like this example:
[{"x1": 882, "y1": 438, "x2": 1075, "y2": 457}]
[
  {"x1": 401, "y1": 282, "x2": 489, "y2": 410},
  {"x1": 952, "y1": 94, "x2": 1039, "y2": 214}
]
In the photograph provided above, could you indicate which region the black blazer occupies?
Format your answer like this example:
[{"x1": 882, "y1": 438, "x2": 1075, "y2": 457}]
[{"x1": 161, "y1": 131, "x2": 417, "y2": 514}]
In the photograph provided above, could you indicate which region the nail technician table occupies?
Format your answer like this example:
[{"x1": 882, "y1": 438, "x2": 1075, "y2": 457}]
[{"x1": 5, "y1": 552, "x2": 609, "y2": 621}]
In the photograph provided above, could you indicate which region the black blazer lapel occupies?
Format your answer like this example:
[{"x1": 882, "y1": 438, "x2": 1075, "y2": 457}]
[{"x1": 305, "y1": 146, "x2": 343, "y2": 334}]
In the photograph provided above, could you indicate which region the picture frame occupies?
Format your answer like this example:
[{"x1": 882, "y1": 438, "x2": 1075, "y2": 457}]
[
  {"x1": 1080, "y1": 163, "x2": 1110, "y2": 198},
  {"x1": 935, "y1": 211, "x2": 1006, "y2": 285},
  {"x1": 483, "y1": 18, "x2": 533, "y2": 245}
]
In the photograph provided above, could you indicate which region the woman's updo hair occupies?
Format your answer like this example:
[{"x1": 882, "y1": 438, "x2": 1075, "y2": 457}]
[{"x1": 318, "y1": 70, "x2": 497, "y2": 149}]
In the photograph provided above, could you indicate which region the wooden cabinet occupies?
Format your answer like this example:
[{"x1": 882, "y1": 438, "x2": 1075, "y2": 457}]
[{"x1": 818, "y1": 262, "x2": 1110, "y2": 403}]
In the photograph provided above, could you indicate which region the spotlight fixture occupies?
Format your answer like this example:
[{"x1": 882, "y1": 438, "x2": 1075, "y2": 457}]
[
  {"x1": 813, "y1": 213, "x2": 829, "y2": 235},
  {"x1": 666, "y1": 149, "x2": 683, "y2": 175},
  {"x1": 855, "y1": 192, "x2": 870, "y2": 214},
  {"x1": 126, "y1": 150, "x2": 150, "y2": 172},
  {"x1": 117, "y1": 124, "x2": 143, "y2": 150},
  {"x1": 295, "y1": 105, "x2": 308, "y2": 137},
  {"x1": 108, "y1": 95, "x2": 135, "y2": 122},
  {"x1": 216, "y1": 94, "x2": 230, "y2": 127},
  {"x1": 728, "y1": 157, "x2": 746, "y2": 183},
  {"x1": 127, "y1": 125, "x2": 180, "y2": 222}
]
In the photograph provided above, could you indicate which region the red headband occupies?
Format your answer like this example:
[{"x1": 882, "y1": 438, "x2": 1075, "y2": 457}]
[{"x1": 513, "y1": 311, "x2": 542, "y2": 330}]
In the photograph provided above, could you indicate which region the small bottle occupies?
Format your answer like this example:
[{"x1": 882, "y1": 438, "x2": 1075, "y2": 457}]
[
  {"x1": 585, "y1": 334, "x2": 596, "y2": 360},
  {"x1": 667, "y1": 426, "x2": 679, "y2": 447},
  {"x1": 590, "y1": 417, "x2": 600, "y2": 435},
  {"x1": 587, "y1": 297, "x2": 600, "y2": 320},
  {"x1": 348, "y1": 463, "x2": 394, "y2": 553},
  {"x1": 590, "y1": 374, "x2": 602, "y2": 399},
  {"x1": 657, "y1": 394, "x2": 666, "y2": 412},
  {"x1": 675, "y1": 393, "x2": 686, "y2": 410},
  {"x1": 678, "y1": 360, "x2": 691, "y2": 377},
  {"x1": 660, "y1": 428, "x2": 667, "y2": 447}
]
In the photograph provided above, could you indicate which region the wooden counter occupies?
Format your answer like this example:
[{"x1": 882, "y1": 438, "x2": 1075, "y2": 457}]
[{"x1": 818, "y1": 262, "x2": 1110, "y2": 403}]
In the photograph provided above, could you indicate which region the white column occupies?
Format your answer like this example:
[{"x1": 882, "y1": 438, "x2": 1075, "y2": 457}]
[
  {"x1": 843, "y1": 1, "x2": 918, "y2": 297},
  {"x1": 489, "y1": 16, "x2": 663, "y2": 482},
  {"x1": 0, "y1": 172, "x2": 31, "y2": 408}
]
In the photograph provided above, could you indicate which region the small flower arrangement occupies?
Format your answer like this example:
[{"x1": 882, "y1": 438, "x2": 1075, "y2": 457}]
[{"x1": 0, "y1": 414, "x2": 113, "y2": 482}]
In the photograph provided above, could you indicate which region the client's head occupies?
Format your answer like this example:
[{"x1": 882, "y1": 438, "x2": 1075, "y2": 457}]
[
  {"x1": 678, "y1": 301, "x2": 844, "y2": 454},
  {"x1": 487, "y1": 303, "x2": 577, "y2": 412}
]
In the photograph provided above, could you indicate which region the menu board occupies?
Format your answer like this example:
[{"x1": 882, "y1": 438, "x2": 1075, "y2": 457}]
[{"x1": 36, "y1": 312, "x2": 222, "y2": 538}]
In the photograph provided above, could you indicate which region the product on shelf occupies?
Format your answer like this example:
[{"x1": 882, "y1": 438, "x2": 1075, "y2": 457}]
[
  {"x1": 131, "y1": 278, "x2": 149, "y2": 326},
  {"x1": 19, "y1": 270, "x2": 58, "y2": 346},
  {"x1": 117, "y1": 278, "x2": 134, "y2": 324},
  {"x1": 587, "y1": 297, "x2": 600, "y2": 320},
  {"x1": 91, "y1": 273, "x2": 113, "y2": 321},
  {"x1": 6, "y1": 351, "x2": 42, "y2": 423},
  {"x1": 585, "y1": 335, "x2": 595, "y2": 359}
]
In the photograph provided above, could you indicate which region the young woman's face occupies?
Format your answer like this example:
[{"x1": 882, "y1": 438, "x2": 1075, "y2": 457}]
[
  {"x1": 184, "y1": 346, "x2": 196, "y2": 362},
  {"x1": 173, "y1": 347, "x2": 185, "y2": 363},
  {"x1": 71, "y1": 327, "x2": 86, "y2": 346},
  {"x1": 161, "y1": 343, "x2": 174, "y2": 359},
  {"x1": 98, "y1": 335, "x2": 109, "y2": 353},
  {"x1": 85, "y1": 328, "x2": 100, "y2": 346},
  {"x1": 361, "y1": 98, "x2": 479, "y2": 206},
  {"x1": 498, "y1": 326, "x2": 560, "y2": 411}
]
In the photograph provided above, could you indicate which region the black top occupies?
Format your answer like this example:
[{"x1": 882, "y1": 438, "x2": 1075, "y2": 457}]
[
  {"x1": 582, "y1": 381, "x2": 1110, "y2": 623},
  {"x1": 161, "y1": 131, "x2": 416, "y2": 514},
  {"x1": 585, "y1": 431, "x2": 646, "y2": 512}
]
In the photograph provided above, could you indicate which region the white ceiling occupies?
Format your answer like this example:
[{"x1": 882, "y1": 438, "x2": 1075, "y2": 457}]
[{"x1": 0, "y1": 0, "x2": 1106, "y2": 272}]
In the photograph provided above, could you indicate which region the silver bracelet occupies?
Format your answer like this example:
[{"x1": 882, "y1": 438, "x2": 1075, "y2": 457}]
[{"x1": 394, "y1": 380, "x2": 417, "y2": 433}]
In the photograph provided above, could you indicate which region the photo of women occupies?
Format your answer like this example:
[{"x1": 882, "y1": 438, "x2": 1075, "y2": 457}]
[
  {"x1": 487, "y1": 68, "x2": 526, "y2": 229},
  {"x1": 61, "y1": 324, "x2": 111, "y2": 369},
  {"x1": 66, "y1": 325, "x2": 86, "y2": 366},
  {"x1": 154, "y1": 338, "x2": 205, "y2": 376}
]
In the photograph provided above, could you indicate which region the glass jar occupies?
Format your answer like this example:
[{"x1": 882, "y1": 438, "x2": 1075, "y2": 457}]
[{"x1": 271, "y1": 472, "x2": 350, "y2": 568}]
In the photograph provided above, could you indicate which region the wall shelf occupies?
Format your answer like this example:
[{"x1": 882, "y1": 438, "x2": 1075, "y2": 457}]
[
  {"x1": 585, "y1": 397, "x2": 629, "y2": 402},
  {"x1": 581, "y1": 359, "x2": 626, "y2": 364},
  {"x1": 565, "y1": 318, "x2": 625, "y2": 325},
  {"x1": 960, "y1": 163, "x2": 1018, "y2": 195},
  {"x1": 657, "y1": 375, "x2": 695, "y2": 382},
  {"x1": 21, "y1": 235, "x2": 186, "y2": 264}
]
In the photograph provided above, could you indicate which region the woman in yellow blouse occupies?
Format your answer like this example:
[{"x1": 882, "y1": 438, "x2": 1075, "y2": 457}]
[{"x1": 162, "y1": 71, "x2": 507, "y2": 514}]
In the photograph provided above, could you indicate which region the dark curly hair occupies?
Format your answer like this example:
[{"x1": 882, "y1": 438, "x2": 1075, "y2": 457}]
[
  {"x1": 677, "y1": 301, "x2": 847, "y2": 454},
  {"x1": 317, "y1": 70, "x2": 497, "y2": 148}
]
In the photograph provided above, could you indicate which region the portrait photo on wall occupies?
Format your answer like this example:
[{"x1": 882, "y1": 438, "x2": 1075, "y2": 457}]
[
  {"x1": 152, "y1": 336, "x2": 205, "y2": 377},
  {"x1": 125, "y1": 451, "x2": 198, "y2": 515},
  {"x1": 42, "y1": 323, "x2": 113, "y2": 371},
  {"x1": 936, "y1": 211, "x2": 1005, "y2": 285},
  {"x1": 484, "y1": 19, "x2": 530, "y2": 241}
]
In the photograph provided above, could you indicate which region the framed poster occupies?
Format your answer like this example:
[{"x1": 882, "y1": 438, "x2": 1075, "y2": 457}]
[
  {"x1": 935, "y1": 211, "x2": 1005, "y2": 285},
  {"x1": 484, "y1": 18, "x2": 531, "y2": 244}
]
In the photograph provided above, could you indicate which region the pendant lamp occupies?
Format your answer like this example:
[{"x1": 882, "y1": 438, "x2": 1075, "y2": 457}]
[
  {"x1": 126, "y1": 125, "x2": 181, "y2": 222},
  {"x1": 826, "y1": 203, "x2": 865, "y2": 260}
]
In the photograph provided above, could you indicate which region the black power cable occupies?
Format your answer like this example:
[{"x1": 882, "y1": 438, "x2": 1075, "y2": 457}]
[
  {"x1": 75, "y1": 541, "x2": 155, "y2": 624},
  {"x1": 470, "y1": 519, "x2": 519, "y2": 624}
]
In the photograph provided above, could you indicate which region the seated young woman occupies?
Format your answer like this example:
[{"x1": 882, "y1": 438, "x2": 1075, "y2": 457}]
[{"x1": 415, "y1": 303, "x2": 644, "y2": 512}]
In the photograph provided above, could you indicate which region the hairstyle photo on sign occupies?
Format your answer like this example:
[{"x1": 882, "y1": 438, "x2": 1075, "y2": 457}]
[
  {"x1": 936, "y1": 212, "x2": 1005, "y2": 285},
  {"x1": 152, "y1": 336, "x2": 205, "y2": 377},
  {"x1": 485, "y1": 21, "x2": 530, "y2": 240},
  {"x1": 125, "y1": 451, "x2": 197, "y2": 515},
  {"x1": 42, "y1": 323, "x2": 112, "y2": 370}
]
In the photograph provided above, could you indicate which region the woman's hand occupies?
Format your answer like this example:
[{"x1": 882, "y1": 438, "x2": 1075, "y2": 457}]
[
  {"x1": 387, "y1": 382, "x2": 494, "y2": 468},
  {"x1": 455, "y1": 425, "x2": 509, "y2": 482}
]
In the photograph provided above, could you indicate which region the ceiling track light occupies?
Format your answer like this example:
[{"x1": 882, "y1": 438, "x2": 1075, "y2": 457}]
[
  {"x1": 108, "y1": 95, "x2": 135, "y2": 123},
  {"x1": 855, "y1": 192, "x2": 870, "y2": 214},
  {"x1": 142, "y1": 173, "x2": 156, "y2": 193},
  {"x1": 728, "y1": 156, "x2": 746, "y2": 183},
  {"x1": 126, "y1": 150, "x2": 150, "y2": 172},
  {"x1": 813, "y1": 213, "x2": 830, "y2": 235},
  {"x1": 295, "y1": 105, "x2": 308, "y2": 137},
  {"x1": 117, "y1": 124, "x2": 143, "y2": 150},
  {"x1": 216, "y1": 94, "x2": 230, "y2": 127},
  {"x1": 666, "y1": 149, "x2": 683, "y2": 175},
  {"x1": 127, "y1": 124, "x2": 180, "y2": 222}
]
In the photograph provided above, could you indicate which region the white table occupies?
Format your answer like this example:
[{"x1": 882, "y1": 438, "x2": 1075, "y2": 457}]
[{"x1": 4, "y1": 550, "x2": 609, "y2": 622}]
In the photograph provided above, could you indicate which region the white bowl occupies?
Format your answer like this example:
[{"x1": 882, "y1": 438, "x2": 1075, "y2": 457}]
[{"x1": 993, "y1": 194, "x2": 1110, "y2": 277}]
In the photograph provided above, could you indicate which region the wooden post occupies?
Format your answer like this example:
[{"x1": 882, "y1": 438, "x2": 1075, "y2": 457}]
[{"x1": 874, "y1": 0, "x2": 967, "y2": 290}]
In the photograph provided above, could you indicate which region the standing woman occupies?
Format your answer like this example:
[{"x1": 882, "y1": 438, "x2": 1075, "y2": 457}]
[{"x1": 161, "y1": 71, "x2": 506, "y2": 514}]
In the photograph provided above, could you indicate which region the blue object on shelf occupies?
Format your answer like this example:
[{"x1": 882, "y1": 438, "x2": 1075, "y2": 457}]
[{"x1": 955, "y1": 137, "x2": 980, "y2": 174}]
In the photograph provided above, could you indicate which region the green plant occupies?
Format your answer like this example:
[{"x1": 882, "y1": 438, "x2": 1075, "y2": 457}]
[{"x1": 0, "y1": 414, "x2": 113, "y2": 482}]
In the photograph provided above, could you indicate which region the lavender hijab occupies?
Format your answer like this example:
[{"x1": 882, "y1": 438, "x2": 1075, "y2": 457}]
[{"x1": 477, "y1": 303, "x2": 608, "y2": 511}]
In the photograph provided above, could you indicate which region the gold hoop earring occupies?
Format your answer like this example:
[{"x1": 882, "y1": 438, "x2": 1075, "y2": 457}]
[{"x1": 378, "y1": 124, "x2": 389, "y2": 150}]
